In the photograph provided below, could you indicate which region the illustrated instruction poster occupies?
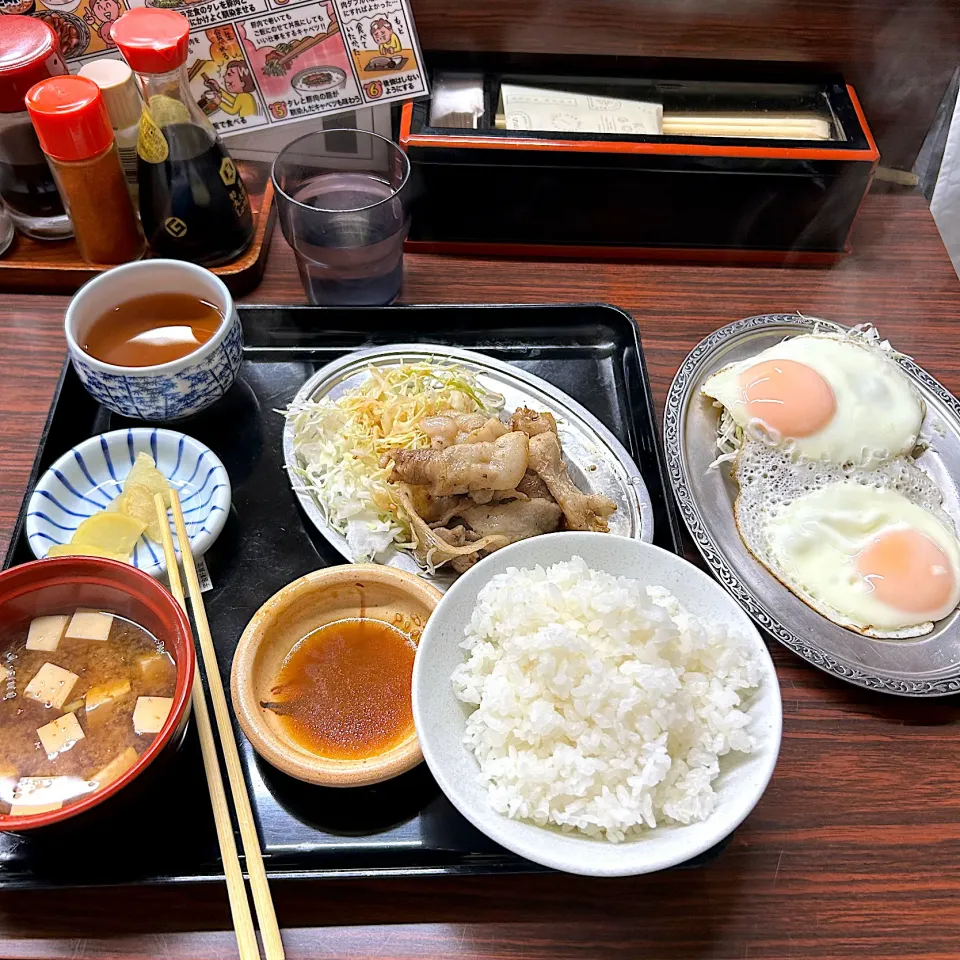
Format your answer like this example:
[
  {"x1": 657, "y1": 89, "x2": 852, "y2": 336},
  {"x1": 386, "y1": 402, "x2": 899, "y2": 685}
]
[{"x1": 3, "y1": 0, "x2": 427, "y2": 137}]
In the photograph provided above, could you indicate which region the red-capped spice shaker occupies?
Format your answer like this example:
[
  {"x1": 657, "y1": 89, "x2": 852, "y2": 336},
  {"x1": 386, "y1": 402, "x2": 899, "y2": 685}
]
[
  {"x1": 112, "y1": 8, "x2": 254, "y2": 266},
  {"x1": 0, "y1": 16, "x2": 72, "y2": 239},
  {"x1": 25, "y1": 76, "x2": 144, "y2": 264}
]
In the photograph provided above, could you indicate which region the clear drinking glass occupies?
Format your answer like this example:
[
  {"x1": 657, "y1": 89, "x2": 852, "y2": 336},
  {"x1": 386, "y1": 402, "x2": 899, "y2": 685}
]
[{"x1": 272, "y1": 129, "x2": 410, "y2": 306}]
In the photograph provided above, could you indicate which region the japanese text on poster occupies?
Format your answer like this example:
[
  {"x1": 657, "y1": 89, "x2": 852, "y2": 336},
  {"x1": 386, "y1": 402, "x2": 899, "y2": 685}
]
[{"x1": 9, "y1": 0, "x2": 427, "y2": 137}]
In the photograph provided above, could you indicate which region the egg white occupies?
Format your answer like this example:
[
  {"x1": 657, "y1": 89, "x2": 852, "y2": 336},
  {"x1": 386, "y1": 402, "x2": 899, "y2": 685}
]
[
  {"x1": 702, "y1": 333, "x2": 924, "y2": 467},
  {"x1": 732, "y1": 443, "x2": 960, "y2": 638},
  {"x1": 767, "y1": 483, "x2": 960, "y2": 631}
]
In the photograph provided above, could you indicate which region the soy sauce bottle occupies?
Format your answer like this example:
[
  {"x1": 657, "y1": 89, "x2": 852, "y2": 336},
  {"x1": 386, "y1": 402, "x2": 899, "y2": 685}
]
[{"x1": 112, "y1": 8, "x2": 253, "y2": 266}]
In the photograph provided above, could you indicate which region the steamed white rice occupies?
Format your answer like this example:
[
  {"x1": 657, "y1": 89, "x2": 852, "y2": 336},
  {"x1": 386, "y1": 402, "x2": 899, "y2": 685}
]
[{"x1": 451, "y1": 557, "x2": 763, "y2": 842}]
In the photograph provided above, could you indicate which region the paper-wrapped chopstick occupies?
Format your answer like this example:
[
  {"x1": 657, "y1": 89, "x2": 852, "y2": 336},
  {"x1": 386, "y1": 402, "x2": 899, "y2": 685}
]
[{"x1": 662, "y1": 113, "x2": 832, "y2": 140}]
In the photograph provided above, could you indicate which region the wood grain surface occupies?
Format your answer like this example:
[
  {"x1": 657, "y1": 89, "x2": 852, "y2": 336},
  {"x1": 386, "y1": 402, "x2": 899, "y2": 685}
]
[
  {"x1": 2, "y1": 192, "x2": 960, "y2": 959},
  {"x1": 412, "y1": 0, "x2": 960, "y2": 171}
]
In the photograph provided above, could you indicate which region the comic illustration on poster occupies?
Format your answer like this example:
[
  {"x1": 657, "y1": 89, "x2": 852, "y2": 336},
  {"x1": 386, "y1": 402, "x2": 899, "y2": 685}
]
[{"x1": 2, "y1": 0, "x2": 427, "y2": 137}]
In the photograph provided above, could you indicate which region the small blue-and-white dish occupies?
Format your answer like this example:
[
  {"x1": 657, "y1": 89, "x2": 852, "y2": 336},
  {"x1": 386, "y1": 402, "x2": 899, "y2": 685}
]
[
  {"x1": 64, "y1": 260, "x2": 243, "y2": 422},
  {"x1": 26, "y1": 428, "x2": 231, "y2": 579}
]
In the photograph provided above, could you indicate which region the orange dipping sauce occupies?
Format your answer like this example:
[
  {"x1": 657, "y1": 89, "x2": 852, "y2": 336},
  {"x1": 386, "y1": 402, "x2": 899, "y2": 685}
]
[
  {"x1": 81, "y1": 293, "x2": 222, "y2": 367},
  {"x1": 262, "y1": 618, "x2": 416, "y2": 760}
]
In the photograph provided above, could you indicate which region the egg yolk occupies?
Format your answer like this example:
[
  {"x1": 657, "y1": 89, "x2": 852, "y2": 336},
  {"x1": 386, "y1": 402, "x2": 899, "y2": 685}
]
[
  {"x1": 739, "y1": 359, "x2": 836, "y2": 438},
  {"x1": 855, "y1": 528, "x2": 956, "y2": 614}
]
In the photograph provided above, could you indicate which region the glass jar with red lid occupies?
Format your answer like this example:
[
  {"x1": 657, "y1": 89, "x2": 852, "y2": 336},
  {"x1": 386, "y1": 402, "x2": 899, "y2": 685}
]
[{"x1": 0, "y1": 16, "x2": 72, "y2": 240}]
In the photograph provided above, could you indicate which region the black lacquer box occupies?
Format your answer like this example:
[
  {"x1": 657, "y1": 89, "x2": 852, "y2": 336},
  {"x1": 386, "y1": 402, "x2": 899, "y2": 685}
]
[{"x1": 400, "y1": 54, "x2": 880, "y2": 264}]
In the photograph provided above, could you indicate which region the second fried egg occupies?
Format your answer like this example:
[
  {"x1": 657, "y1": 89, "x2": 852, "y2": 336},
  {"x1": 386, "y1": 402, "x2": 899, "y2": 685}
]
[{"x1": 734, "y1": 443, "x2": 960, "y2": 637}]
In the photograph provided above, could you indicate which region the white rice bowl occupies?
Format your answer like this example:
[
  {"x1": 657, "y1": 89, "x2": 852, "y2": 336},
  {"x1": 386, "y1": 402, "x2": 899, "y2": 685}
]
[{"x1": 412, "y1": 533, "x2": 782, "y2": 877}]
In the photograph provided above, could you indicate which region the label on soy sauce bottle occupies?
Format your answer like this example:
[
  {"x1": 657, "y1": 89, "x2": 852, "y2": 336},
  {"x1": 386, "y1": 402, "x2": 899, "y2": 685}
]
[
  {"x1": 137, "y1": 110, "x2": 168, "y2": 164},
  {"x1": 138, "y1": 116, "x2": 255, "y2": 266},
  {"x1": 138, "y1": 98, "x2": 194, "y2": 164}
]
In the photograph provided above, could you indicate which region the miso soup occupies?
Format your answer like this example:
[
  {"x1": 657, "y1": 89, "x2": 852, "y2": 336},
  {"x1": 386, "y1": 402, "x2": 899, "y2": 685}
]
[{"x1": 0, "y1": 608, "x2": 177, "y2": 817}]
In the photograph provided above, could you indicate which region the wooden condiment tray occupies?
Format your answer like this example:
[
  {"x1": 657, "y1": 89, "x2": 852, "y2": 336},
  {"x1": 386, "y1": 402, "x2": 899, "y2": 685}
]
[{"x1": 0, "y1": 161, "x2": 276, "y2": 296}]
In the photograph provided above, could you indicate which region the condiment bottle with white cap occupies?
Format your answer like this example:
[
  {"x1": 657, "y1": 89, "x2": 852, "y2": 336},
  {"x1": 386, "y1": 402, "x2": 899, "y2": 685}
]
[{"x1": 78, "y1": 58, "x2": 141, "y2": 207}]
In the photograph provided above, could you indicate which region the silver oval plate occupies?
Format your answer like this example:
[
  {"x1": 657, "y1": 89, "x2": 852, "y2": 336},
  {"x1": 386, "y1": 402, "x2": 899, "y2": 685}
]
[
  {"x1": 664, "y1": 314, "x2": 960, "y2": 697},
  {"x1": 284, "y1": 344, "x2": 654, "y2": 590}
]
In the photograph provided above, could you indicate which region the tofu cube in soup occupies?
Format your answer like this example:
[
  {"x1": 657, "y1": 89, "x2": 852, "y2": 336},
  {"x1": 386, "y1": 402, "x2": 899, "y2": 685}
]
[
  {"x1": 138, "y1": 650, "x2": 176, "y2": 688},
  {"x1": 90, "y1": 746, "x2": 138, "y2": 789},
  {"x1": 8, "y1": 776, "x2": 81, "y2": 816},
  {"x1": 37, "y1": 712, "x2": 85, "y2": 759},
  {"x1": 66, "y1": 609, "x2": 114, "y2": 641},
  {"x1": 24, "y1": 662, "x2": 79, "y2": 709},
  {"x1": 0, "y1": 763, "x2": 16, "y2": 803},
  {"x1": 9, "y1": 798, "x2": 62, "y2": 816},
  {"x1": 133, "y1": 696, "x2": 173, "y2": 735},
  {"x1": 26, "y1": 615, "x2": 68, "y2": 652},
  {"x1": 84, "y1": 679, "x2": 132, "y2": 728}
]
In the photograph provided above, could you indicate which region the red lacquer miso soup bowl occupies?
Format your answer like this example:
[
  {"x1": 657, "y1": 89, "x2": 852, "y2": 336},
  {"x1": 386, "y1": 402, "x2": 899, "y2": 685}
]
[{"x1": 0, "y1": 557, "x2": 194, "y2": 832}]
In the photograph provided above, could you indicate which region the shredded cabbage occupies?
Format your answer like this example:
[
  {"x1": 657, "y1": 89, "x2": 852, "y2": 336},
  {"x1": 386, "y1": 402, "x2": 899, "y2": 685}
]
[{"x1": 285, "y1": 362, "x2": 504, "y2": 561}]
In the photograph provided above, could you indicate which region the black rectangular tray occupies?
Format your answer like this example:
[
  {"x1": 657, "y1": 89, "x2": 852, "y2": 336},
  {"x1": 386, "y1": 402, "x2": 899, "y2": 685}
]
[{"x1": 1, "y1": 303, "x2": 694, "y2": 890}]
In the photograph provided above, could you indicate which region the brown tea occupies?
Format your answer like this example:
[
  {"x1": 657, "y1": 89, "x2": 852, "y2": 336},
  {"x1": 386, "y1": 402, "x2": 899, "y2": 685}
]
[{"x1": 81, "y1": 293, "x2": 223, "y2": 367}]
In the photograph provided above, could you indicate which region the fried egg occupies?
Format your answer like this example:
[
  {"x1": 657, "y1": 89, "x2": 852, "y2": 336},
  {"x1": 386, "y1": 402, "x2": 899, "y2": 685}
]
[
  {"x1": 734, "y1": 443, "x2": 960, "y2": 637},
  {"x1": 701, "y1": 333, "x2": 924, "y2": 466}
]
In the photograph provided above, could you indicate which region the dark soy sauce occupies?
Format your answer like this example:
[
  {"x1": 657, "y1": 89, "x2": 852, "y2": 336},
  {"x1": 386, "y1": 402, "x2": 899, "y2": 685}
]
[
  {"x1": 0, "y1": 124, "x2": 65, "y2": 220},
  {"x1": 138, "y1": 123, "x2": 254, "y2": 267}
]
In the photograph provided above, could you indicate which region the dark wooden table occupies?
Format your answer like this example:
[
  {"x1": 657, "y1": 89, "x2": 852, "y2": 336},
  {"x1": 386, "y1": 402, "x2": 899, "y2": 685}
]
[{"x1": 2, "y1": 193, "x2": 959, "y2": 960}]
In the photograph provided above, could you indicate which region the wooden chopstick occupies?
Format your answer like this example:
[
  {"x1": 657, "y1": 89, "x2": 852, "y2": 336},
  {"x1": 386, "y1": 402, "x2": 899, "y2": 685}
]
[
  {"x1": 168, "y1": 489, "x2": 286, "y2": 960},
  {"x1": 661, "y1": 113, "x2": 832, "y2": 140},
  {"x1": 154, "y1": 495, "x2": 261, "y2": 960}
]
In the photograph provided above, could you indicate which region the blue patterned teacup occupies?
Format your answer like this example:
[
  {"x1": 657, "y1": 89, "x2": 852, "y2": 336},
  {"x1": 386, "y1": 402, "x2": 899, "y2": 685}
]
[{"x1": 65, "y1": 260, "x2": 243, "y2": 421}]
